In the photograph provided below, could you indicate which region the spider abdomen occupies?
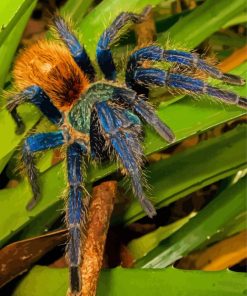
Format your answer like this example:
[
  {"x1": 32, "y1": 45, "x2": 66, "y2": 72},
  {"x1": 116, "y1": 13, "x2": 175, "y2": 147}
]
[{"x1": 13, "y1": 40, "x2": 89, "y2": 111}]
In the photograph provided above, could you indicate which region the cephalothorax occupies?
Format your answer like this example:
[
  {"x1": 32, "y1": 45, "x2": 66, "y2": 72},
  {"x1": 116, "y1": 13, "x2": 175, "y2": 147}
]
[{"x1": 7, "y1": 6, "x2": 246, "y2": 295}]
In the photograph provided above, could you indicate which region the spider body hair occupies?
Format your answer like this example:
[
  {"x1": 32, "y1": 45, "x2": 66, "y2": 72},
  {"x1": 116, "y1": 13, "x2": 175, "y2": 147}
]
[{"x1": 13, "y1": 40, "x2": 89, "y2": 111}]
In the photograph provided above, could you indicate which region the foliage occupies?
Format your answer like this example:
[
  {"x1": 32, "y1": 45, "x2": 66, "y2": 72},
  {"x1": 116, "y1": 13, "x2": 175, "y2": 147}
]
[
  {"x1": 12, "y1": 266, "x2": 247, "y2": 296},
  {"x1": 0, "y1": 0, "x2": 246, "y2": 295}
]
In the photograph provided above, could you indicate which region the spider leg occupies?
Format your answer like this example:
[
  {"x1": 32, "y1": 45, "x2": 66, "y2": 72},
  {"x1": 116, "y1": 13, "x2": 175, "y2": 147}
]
[
  {"x1": 53, "y1": 16, "x2": 95, "y2": 82},
  {"x1": 133, "y1": 67, "x2": 247, "y2": 109},
  {"x1": 7, "y1": 85, "x2": 63, "y2": 134},
  {"x1": 113, "y1": 87, "x2": 175, "y2": 143},
  {"x1": 95, "y1": 101, "x2": 156, "y2": 218},
  {"x1": 66, "y1": 142, "x2": 87, "y2": 295},
  {"x1": 23, "y1": 130, "x2": 66, "y2": 210},
  {"x1": 96, "y1": 6, "x2": 151, "y2": 81},
  {"x1": 126, "y1": 46, "x2": 245, "y2": 88}
]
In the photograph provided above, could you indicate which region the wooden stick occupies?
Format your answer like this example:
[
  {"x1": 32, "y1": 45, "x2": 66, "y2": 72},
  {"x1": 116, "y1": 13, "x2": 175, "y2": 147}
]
[
  {"x1": 80, "y1": 181, "x2": 118, "y2": 296},
  {"x1": 134, "y1": 8, "x2": 156, "y2": 46}
]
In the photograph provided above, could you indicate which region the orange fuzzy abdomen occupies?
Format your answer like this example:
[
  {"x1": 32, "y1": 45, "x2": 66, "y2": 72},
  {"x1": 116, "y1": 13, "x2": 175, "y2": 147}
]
[{"x1": 13, "y1": 40, "x2": 89, "y2": 111}]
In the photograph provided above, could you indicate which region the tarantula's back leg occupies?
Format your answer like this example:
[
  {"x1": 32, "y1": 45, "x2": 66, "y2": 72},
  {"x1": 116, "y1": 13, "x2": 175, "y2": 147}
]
[
  {"x1": 66, "y1": 142, "x2": 88, "y2": 295},
  {"x1": 126, "y1": 46, "x2": 246, "y2": 91},
  {"x1": 95, "y1": 100, "x2": 156, "y2": 218},
  {"x1": 133, "y1": 67, "x2": 247, "y2": 109},
  {"x1": 7, "y1": 85, "x2": 63, "y2": 134},
  {"x1": 96, "y1": 6, "x2": 151, "y2": 81},
  {"x1": 90, "y1": 109, "x2": 110, "y2": 161},
  {"x1": 23, "y1": 131, "x2": 65, "y2": 210},
  {"x1": 53, "y1": 16, "x2": 95, "y2": 82}
]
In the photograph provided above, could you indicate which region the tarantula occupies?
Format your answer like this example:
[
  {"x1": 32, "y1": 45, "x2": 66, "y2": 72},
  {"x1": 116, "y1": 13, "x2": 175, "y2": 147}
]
[{"x1": 6, "y1": 6, "x2": 246, "y2": 295}]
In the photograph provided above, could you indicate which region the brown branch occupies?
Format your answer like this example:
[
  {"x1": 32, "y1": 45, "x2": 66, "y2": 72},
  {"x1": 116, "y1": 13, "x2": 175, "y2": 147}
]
[
  {"x1": 134, "y1": 8, "x2": 156, "y2": 47},
  {"x1": 80, "y1": 181, "x2": 118, "y2": 296}
]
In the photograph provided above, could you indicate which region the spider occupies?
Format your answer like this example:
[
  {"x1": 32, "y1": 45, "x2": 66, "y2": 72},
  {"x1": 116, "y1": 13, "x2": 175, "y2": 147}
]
[{"x1": 6, "y1": 6, "x2": 246, "y2": 295}]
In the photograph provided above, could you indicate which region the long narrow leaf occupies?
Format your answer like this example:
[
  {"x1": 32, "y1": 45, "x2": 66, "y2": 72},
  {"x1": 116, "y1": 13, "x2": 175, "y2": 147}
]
[
  {"x1": 159, "y1": 0, "x2": 246, "y2": 48},
  {"x1": 136, "y1": 176, "x2": 246, "y2": 268},
  {"x1": 0, "y1": 1, "x2": 37, "y2": 88},
  {"x1": 12, "y1": 266, "x2": 246, "y2": 296},
  {"x1": 0, "y1": 0, "x2": 37, "y2": 47}
]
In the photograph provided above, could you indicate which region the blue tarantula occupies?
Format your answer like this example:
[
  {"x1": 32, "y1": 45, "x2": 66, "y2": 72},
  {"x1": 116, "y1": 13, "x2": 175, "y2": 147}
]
[{"x1": 7, "y1": 6, "x2": 246, "y2": 295}]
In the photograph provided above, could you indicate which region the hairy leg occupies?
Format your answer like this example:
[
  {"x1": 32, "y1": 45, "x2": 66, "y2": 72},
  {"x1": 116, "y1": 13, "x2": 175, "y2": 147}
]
[
  {"x1": 23, "y1": 131, "x2": 65, "y2": 210},
  {"x1": 132, "y1": 67, "x2": 247, "y2": 109},
  {"x1": 53, "y1": 16, "x2": 95, "y2": 82},
  {"x1": 96, "y1": 6, "x2": 151, "y2": 80},
  {"x1": 126, "y1": 46, "x2": 245, "y2": 88},
  {"x1": 7, "y1": 85, "x2": 63, "y2": 134},
  {"x1": 66, "y1": 142, "x2": 87, "y2": 294},
  {"x1": 95, "y1": 100, "x2": 156, "y2": 218}
]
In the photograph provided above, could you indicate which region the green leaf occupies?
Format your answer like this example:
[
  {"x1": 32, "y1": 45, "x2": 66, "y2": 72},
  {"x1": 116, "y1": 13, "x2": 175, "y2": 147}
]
[
  {"x1": 0, "y1": 0, "x2": 37, "y2": 47},
  {"x1": 200, "y1": 207, "x2": 247, "y2": 249},
  {"x1": 223, "y1": 12, "x2": 247, "y2": 28},
  {"x1": 135, "y1": 176, "x2": 246, "y2": 268},
  {"x1": 12, "y1": 266, "x2": 247, "y2": 296},
  {"x1": 60, "y1": 0, "x2": 94, "y2": 22},
  {"x1": 0, "y1": 105, "x2": 41, "y2": 172},
  {"x1": 159, "y1": 0, "x2": 246, "y2": 48},
  {"x1": 0, "y1": 0, "x2": 38, "y2": 170},
  {"x1": 127, "y1": 213, "x2": 195, "y2": 260},
  {"x1": 0, "y1": 164, "x2": 64, "y2": 247},
  {"x1": 119, "y1": 124, "x2": 247, "y2": 224},
  {"x1": 0, "y1": 0, "x2": 37, "y2": 88}
]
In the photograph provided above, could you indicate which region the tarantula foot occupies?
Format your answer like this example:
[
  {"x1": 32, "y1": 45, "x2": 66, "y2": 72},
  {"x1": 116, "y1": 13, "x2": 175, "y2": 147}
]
[
  {"x1": 26, "y1": 194, "x2": 41, "y2": 211},
  {"x1": 15, "y1": 121, "x2": 25, "y2": 135},
  {"x1": 140, "y1": 5, "x2": 152, "y2": 19},
  {"x1": 10, "y1": 109, "x2": 25, "y2": 135},
  {"x1": 135, "y1": 5, "x2": 152, "y2": 24},
  {"x1": 223, "y1": 73, "x2": 246, "y2": 86},
  {"x1": 141, "y1": 198, "x2": 157, "y2": 218},
  {"x1": 238, "y1": 97, "x2": 247, "y2": 109}
]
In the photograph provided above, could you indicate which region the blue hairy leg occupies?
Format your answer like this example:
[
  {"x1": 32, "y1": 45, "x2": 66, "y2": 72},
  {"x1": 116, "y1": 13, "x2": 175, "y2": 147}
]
[
  {"x1": 95, "y1": 101, "x2": 156, "y2": 218},
  {"x1": 66, "y1": 142, "x2": 87, "y2": 294},
  {"x1": 23, "y1": 131, "x2": 65, "y2": 210},
  {"x1": 133, "y1": 67, "x2": 247, "y2": 109},
  {"x1": 126, "y1": 46, "x2": 245, "y2": 88},
  {"x1": 7, "y1": 85, "x2": 63, "y2": 134},
  {"x1": 96, "y1": 6, "x2": 151, "y2": 81},
  {"x1": 113, "y1": 87, "x2": 175, "y2": 143},
  {"x1": 53, "y1": 17, "x2": 95, "y2": 81}
]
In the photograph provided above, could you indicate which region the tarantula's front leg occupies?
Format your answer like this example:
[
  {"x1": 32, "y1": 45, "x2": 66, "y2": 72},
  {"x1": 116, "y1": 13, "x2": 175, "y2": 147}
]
[
  {"x1": 53, "y1": 17, "x2": 95, "y2": 82},
  {"x1": 126, "y1": 46, "x2": 245, "y2": 90},
  {"x1": 133, "y1": 67, "x2": 247, "y2": 109},
  {"x1": 66, "y1": 142, "x2": 88, "y2": 295},
  {"x1": 113, "y1": 87, "x2": 175, "y2": 143},
  {"x1": 7, "y1": 85, "x2": 63, "y2": 134},
  {"x1": 96, "y1": 6, "x2": 151, "y2": 80},
  {"x1": 95, "y1": 101, "x2": 156, "y2": 218},
  {"x1": 23, "y1": 131, "x2": 65, "y2": 210}
]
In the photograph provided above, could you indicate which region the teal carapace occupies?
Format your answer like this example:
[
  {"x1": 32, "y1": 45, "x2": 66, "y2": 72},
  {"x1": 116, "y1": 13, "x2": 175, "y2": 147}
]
[
  {"x1": 68, "y1": 83, "x2": 115, "y2": 133},
  {"x1": 68, "y1": 82, "x2": 141, "y2": 133}
]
